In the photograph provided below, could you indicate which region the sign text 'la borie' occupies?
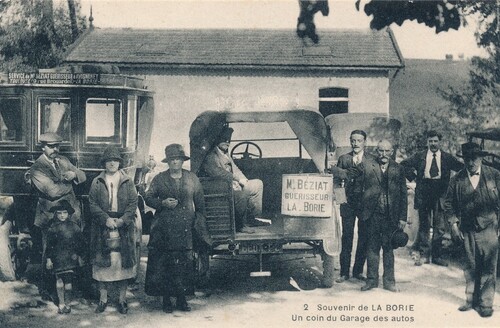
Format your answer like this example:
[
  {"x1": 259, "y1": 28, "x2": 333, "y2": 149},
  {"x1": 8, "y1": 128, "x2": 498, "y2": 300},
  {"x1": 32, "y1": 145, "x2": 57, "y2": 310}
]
[{"x1": 281, "y1": 174, "x2": 333, "y2": 217}]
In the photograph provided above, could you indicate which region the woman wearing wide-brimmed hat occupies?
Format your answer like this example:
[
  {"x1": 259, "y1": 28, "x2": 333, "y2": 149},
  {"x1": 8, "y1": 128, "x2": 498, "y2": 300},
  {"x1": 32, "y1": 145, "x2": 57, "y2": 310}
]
[
  {"x1": 144, "y1": 144, "x2": 210, "y2": 313},
  {"x1": 89, "y1": 146, "x2": 138, "y2": 314}
]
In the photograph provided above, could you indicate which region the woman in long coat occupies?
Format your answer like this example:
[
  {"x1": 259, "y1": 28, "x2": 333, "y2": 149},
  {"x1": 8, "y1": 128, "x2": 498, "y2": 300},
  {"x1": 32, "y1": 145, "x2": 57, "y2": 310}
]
[
  {"x1": 89, "y1": 146, "x2": 138, "y2": 314},
  {"x1": 144, "y1": 143, "x2": 207, "y2": 313}
]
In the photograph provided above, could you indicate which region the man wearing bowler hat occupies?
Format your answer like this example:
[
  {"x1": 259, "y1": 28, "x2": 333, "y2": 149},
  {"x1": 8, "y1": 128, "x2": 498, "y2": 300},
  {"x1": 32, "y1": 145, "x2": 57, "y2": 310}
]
[
  {"x1": 29, "y1": 132, "x2": 86, "y2": 299},
  {"x1": 201, "y1": 127, "x2": 265, "y2": 234},
  {"x1": 444, "y1": 142, "x2": 499, "y2": 318}
]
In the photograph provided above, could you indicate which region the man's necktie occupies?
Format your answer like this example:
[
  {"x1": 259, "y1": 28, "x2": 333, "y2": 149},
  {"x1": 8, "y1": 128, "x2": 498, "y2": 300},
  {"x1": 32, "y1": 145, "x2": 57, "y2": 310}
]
[
  {"x1": 353, "y1": 155, "x2": 359, "y2": 166},
  {"x1": 53, "y1": 158, "x2": 61, "y2": 178},
  {"x1": 429, "y1": 153, "x2": 439, "y2": 178}
]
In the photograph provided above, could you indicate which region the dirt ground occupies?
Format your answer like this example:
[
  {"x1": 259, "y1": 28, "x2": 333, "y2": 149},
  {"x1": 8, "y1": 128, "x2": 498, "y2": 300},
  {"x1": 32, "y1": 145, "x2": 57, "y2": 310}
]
[{"x1": 1, "y1": 238, "x2": 499, "y2": 328}]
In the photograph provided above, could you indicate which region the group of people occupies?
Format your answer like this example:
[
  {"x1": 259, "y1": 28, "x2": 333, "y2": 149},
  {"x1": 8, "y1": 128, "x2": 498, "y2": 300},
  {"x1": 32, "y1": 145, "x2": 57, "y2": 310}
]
[
  {"x1": 30, "y1": 133, "x2": 140, "y2": 314},
  {"x1": 29, "y1": 126, "x2": 261, "y2": 316},
  {"x1": 332, "y1": 129, "x2": 499, "y2": 318},
  {"x1": 27, "y1": 125, "x2": 499, "y2": 319}
]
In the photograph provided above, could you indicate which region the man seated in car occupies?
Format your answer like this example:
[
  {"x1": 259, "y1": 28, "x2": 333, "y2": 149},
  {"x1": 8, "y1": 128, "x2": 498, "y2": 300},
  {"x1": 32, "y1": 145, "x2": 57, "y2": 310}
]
[{"x1": 201, "y1": 127, "x2": 268, "y2": 233}]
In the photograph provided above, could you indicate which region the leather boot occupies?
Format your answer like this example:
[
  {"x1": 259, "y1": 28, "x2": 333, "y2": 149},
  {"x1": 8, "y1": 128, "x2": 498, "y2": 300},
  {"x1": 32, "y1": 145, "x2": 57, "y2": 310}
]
[{"x1": 163, "y1": 296, "x2": 173, "y2": 313}]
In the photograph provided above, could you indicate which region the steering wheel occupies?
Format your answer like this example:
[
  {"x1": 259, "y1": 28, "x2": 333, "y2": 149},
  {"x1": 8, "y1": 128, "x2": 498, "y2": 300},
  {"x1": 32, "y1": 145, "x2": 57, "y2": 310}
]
[{"x1": 230, "y1": 141, "x2": 263, "y2": 159}]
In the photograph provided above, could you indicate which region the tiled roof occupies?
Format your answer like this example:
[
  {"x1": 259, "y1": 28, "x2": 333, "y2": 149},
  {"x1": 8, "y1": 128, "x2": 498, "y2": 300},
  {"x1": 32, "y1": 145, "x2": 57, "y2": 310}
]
[{"x1": 64, "y1": 28, "x2": 404, "y2": 69}]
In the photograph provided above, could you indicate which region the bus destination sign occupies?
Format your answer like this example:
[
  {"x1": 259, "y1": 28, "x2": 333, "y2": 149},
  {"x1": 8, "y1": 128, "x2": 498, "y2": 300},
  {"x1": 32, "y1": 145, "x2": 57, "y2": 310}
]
[{"x1": 8, "y1": 73, "x2": 100, "y2": 85}]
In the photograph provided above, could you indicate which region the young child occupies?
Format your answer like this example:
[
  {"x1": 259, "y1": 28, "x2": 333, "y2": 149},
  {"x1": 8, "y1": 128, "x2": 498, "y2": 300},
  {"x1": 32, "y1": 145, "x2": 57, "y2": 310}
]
[{"x1": 45, "y1": 200, "x2": 84, "y2": 314}]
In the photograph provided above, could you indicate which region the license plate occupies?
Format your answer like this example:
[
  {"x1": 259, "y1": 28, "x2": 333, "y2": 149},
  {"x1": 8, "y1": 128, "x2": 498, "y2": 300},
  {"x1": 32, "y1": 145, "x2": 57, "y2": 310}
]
[{"x1": 239, "y1": 242, "x2": 282, "y2": 254}]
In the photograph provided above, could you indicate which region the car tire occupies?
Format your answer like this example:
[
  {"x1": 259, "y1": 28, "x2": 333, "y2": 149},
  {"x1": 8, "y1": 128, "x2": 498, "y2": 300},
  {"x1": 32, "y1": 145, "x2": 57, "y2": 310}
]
[{"x1": 321, "y1": 252, "x2": 335, "y2": 288}]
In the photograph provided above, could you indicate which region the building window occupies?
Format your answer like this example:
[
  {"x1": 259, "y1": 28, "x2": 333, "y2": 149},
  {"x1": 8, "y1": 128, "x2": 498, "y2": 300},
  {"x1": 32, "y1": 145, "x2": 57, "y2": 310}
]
[{"x1": 319, "y1": 87, "x2": 348, "y2": 117}]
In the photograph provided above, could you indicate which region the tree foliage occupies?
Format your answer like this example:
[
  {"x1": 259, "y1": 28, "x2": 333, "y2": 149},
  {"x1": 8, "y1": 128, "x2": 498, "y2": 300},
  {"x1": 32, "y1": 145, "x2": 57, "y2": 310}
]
[
  {"x1": 435, "y1": 1, "x2": 498, "y2": 149},
  {"x1": 360, "y1": 0, "x2": 462, "y2": 33},
  {"x1": 297, "y1": 0, "x2": 470, "y2": 43},
  {"x1": 0, "y1": 0, "x2": 87, "y2": 71}
]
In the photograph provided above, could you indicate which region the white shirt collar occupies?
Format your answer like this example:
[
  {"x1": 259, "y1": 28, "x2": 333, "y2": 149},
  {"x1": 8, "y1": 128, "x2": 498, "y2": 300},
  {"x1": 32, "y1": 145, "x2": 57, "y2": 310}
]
[
  {"x1": 427, "y1": 149, "x2": 441, "y2": 157},
  {"x1": 467, "y1": 166, "x2": 481, "y2": 177}
]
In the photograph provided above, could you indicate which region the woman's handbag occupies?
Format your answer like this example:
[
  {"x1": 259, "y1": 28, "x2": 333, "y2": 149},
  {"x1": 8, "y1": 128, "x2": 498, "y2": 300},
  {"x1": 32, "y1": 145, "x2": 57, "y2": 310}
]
[{"x1": 106, "y1": 228, "x2": 121, "y2": 251}]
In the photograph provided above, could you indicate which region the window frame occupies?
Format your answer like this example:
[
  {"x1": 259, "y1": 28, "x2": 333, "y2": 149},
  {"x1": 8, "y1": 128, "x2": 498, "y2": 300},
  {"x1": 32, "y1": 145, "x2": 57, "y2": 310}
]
[
  {"x1": 318, "y1": 87, "x2": 349, "y2": 117},
  {"x1": 83, "y1": 97, "x2": 124, "y2": 146},
  {"x1": 0, "y1": 95, "x2": 27, "y2": 148},
  {"x1": 37, "y1": 96, "x2": 72, "y2": 144}
]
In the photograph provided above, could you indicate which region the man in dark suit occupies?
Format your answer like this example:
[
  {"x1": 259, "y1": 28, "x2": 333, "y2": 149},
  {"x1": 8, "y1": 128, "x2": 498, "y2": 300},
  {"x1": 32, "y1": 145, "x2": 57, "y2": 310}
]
[
  {"x1": 443, "y1": 142, "x2": 499, "y2": 318},
  {"x1": 332, "y1": 139, "x2": 407, "y2": 292},
  {"x1": 335, "y1": 130, "x2": 373, "y2": 283},
  {"x1": 401, "y1": 130, "x2": 463, "y2": 266}
]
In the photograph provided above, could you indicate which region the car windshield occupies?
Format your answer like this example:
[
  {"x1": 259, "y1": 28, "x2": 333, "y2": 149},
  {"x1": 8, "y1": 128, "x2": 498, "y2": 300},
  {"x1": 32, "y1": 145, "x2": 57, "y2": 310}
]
[{"x1": 230, "y1": 122, "x2": 311, "y2": 159}]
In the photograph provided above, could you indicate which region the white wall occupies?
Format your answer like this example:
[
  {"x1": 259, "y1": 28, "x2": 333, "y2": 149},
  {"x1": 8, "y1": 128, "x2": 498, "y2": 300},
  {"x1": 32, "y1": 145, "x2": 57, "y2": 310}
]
[{"x1": 139, "y1": 72, "x2": 389, "y2": 163}]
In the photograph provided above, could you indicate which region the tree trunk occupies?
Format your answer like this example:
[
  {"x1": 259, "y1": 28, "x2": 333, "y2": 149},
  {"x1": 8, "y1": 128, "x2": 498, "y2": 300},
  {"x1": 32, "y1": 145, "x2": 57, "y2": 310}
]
[
  {"x1": 41, "y1": 0, "x2": 62, "y2": 48},
  {"x1": 67, "y1": 0, "x2": 79, "y2": 42}
]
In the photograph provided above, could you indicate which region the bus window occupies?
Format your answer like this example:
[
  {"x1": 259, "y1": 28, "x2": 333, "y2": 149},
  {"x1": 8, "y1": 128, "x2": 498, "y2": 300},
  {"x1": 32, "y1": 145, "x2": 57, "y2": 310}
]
[
  {"x1": 0, "y1": 97, "x2": 23, "y2": 143},
  {"x1": 38, "y1": 97, "x2": 71, "y2": 142},
  {"x1": 85, "y1": 98, "x2": 122, "y2": 144}
]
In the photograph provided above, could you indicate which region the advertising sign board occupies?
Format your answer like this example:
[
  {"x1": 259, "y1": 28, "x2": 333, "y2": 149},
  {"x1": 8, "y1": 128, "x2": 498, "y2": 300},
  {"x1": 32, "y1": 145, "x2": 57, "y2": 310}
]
[{"x1": 281, "y1": 174, "x2": 333, "y2": 217}]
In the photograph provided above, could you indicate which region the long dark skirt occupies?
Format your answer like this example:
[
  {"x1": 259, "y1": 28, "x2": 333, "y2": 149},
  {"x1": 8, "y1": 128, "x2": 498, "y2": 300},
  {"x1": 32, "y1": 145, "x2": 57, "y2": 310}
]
[{"x1": 144, "y1": 249, "x2": 194, "y2": 297}]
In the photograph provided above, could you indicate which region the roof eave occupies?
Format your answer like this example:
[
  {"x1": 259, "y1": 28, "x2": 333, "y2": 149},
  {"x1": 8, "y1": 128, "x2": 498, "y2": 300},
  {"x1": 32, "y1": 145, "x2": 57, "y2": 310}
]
[{"x1": 63, "y1": 60, "x2": 403, "y2": 71}]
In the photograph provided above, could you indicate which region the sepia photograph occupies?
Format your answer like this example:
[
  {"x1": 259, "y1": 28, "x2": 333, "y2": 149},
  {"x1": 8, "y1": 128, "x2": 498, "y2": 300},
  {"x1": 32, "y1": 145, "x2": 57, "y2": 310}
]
[{"x1": 0, "y1": 0, "x2": 499, "y2": 327}]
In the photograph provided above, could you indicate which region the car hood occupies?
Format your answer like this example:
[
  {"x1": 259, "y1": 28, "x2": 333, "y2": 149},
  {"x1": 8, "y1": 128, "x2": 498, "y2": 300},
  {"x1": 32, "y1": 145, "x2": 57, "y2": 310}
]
[
  {"x1": 468, "y1": 128, "x2": 500, "y2": 142},
  {"x1": 189, "y1": 110, "x2": 329, "y2": 174}
]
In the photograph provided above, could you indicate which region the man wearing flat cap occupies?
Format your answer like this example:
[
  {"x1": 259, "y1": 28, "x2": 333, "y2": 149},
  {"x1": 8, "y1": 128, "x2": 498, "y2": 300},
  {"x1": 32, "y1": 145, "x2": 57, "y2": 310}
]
[
  {"x1": 201, "y1": 127, "x2": 264, "y2": 233},
  {"x1": 29, "y1": 133, "x2": 86, "y2": 299},
  {"x1": 444, "y1": 142, "x2": 500, "y2": 318},
  {"x1": 30, "y1": 133, "x2": 86, "y2": 228}
]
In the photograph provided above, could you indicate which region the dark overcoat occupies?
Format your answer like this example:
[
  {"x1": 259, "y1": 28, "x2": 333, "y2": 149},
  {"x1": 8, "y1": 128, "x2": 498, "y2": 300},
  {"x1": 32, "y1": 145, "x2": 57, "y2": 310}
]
[
  {"x1": 89, "y1": 170, "x2": 138, "y2": 269},
  {"x1": 337, "y1": 152, "x2": 376, "y2": 210},
  {"x1": 443, "y1": 165, "x2": 500, "y2": 232},
  {"x1": 45, "y1": 220, "x2": 84, "y2": 273},
  {"x1": 359, "y1": 159, "x2": 408, "y2": 227},
  {"x1": 143, "y1": 169, "x2": 207, "y2": 296}
]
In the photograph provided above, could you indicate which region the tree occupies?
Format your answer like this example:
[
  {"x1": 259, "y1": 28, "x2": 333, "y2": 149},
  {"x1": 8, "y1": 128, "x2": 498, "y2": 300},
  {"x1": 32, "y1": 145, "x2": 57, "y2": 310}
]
[
  {"x1": 0, "y1": 0, "x2": 87, "y2": 71},
  {"x1": 297, "y1": 0, "x2": 467, "y2": 44},
  {"x1": 430, "y1": 1, "x2": 498, "y2": 151}
]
